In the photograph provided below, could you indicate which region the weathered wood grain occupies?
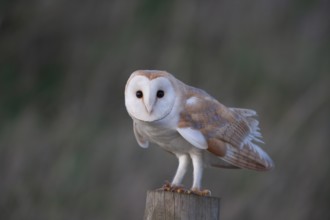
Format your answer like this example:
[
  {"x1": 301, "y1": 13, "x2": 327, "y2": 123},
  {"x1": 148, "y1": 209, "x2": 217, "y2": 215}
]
[{"x1": 144, "y1": 190, "x2": 220, "y2": 220}]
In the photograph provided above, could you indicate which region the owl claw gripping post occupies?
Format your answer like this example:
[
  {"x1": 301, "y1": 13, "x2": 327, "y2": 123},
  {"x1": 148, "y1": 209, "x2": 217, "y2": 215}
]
[{"x1": 125, "y1": 70, "x2": 274, "y2": 196}]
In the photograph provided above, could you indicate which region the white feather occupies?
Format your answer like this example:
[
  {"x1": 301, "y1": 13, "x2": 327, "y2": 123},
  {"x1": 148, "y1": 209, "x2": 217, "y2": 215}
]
[
  {"x1": 229, "y1": 108, "x2": 257, "y2": 117},
  {"x1": 241, "y1": 117, "x2": 264, "y2": 148},
  {"x1": 133, "y1": 122, "x2": 149, "y2": 148},
  {"x1": 186, "y1": 96, "x2": 199, "y2": 106},
  {"x1": 177, "y1": 127, "x2": 208, "y2": 150}
]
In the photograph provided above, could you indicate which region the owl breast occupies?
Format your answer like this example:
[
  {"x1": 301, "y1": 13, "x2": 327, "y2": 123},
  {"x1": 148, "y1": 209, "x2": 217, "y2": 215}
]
[{"x1": 134, "y1": 119, "x2": 196, "y2": 154}]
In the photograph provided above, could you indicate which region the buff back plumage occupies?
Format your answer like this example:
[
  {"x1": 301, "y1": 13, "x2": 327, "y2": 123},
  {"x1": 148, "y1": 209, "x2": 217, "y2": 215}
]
[{"x1": 177, "y1": 86, "x2": 274, "y2": 171}]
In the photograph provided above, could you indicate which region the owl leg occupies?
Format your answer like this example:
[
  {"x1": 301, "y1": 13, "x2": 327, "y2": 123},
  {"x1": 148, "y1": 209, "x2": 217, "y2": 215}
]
[
  {"x1": 160, "y1": 154, "x2": 189, "y2": 193},
  {"x1": 190, "y1": 154, "x2": 211, "y2": 196},
  {"x1": 171, "y1": 154, "x2": 189, "y2": 187}
]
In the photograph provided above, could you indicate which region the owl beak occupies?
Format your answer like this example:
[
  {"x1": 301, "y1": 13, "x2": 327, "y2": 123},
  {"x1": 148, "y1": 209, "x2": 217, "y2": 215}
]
[
  {"x1": 144, "y1": 87, "x2": 156, "y2": 114},
  {"x1": 145, "y1": 102, "x2": 154, "y2": 114},
  {"x1": 146, "y1": 105, "x2": 152, "y2": 114},
  {"x1": 145, "y1": 93, "x2": 155, "y2": 114}
]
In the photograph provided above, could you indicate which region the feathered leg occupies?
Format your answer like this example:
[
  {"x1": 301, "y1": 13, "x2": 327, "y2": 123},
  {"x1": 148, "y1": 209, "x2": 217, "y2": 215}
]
[
  {"x1": 190, "y1": 153, "x2": 211, "y2": 196},
  {"x1": 172, "y1": 154, "x2": 189, "y2": 186},
  {"x1": 161, "y1": 154, "x2": 190, "y2": 193}
]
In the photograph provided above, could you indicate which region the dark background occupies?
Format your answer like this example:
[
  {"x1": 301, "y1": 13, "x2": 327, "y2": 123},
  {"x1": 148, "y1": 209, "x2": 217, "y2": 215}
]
[{"x1": 1, "y1": 0, "x2": 329, "y2": 219}]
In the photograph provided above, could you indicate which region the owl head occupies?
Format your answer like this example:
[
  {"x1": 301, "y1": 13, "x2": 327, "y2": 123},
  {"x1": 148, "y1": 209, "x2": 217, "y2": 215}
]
[{"x1": 125, "y1": 70, "x2": 178, "y2": 122}]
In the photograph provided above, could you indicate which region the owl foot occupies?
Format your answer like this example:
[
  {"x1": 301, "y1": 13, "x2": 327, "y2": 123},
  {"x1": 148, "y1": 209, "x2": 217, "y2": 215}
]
[
  {"x1": 188, "y1": 188, "x2": 212, "y2": 196},
  {"x1": 158, "y1": 182, "x2": 188, "y2": 194},
  {"x1": 159, "y1": 182, "x2": 171, "y2": 191}
]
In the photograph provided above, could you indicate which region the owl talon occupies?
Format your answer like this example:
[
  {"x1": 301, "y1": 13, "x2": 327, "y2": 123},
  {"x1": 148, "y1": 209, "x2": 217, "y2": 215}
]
[
  {"x1": 157, "y1": 181, "x2": 171, "y2": 191},
  {"x1": 188, "y1": 189, "x2": 212, "y2": 196},
  {"x1": 158, "y1": 182, "x2": 188, "y2": 194},
  {"x1": 175, "y1": 187, "x2": 187, "y2": 193},
  {"x1": 171, "y1": 185, "x2": 188, "y2": 193}
]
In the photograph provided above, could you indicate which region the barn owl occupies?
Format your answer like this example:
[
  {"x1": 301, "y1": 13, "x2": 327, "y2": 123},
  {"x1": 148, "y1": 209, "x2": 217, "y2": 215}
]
[{"x1": 125, "y1": 70, "x2": 274, "y2": 196}]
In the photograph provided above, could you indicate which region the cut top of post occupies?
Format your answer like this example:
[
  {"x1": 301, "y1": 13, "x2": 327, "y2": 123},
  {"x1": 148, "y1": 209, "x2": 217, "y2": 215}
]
[{"x1": 144, "y1": 190, "x2": 221, "y2": 220}]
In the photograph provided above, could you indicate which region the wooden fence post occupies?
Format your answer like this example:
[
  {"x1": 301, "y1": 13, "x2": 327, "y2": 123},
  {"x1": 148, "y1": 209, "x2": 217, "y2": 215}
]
[{"x1": 144, "y1": 190, "x2": 220, "y2": 220}]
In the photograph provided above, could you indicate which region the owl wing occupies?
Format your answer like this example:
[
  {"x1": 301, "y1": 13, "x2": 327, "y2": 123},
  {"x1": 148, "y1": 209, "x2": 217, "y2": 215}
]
[
  {"x1": 133, "y1": 121, "x2": 149, "y2": 148},
  {"x1": 177, "y1": 89, "x2": 274, "y2": 171}
]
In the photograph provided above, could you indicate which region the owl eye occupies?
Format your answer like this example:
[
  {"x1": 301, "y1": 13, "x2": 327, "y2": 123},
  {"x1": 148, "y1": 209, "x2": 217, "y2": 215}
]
[
  {"x1": 157, "y1": 90, "x2": 164, "y2": 98},
  {"x1": 136, "y1": 90, "x2": 143, "y2": 98}
]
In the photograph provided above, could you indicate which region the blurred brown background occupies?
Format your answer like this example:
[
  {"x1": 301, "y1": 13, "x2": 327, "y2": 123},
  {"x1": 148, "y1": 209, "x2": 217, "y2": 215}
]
[{"x1": 0, "y1": 0, "x2": 329, "y2": 219}]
